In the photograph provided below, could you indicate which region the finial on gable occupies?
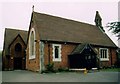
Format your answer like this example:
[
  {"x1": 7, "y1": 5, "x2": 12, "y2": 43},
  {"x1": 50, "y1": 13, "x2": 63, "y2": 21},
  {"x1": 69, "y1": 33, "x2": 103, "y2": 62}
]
[{"x1": 32, "y1": 5, "x2": 34, "y2": 12}]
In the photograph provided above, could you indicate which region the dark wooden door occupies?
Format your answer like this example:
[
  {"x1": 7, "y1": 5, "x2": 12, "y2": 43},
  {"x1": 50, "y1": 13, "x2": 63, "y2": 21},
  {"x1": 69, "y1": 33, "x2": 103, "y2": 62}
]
[
  {"x1": 14, "y1": 57, "x2": 22, "y2": 69},
  {"x1": 69, "y1": 54, "x2": 97, "y2": 69},
  {"x1": 85, "y1": 55, "x2": 97, "y2": 70},
  {"x1": 14, "y1": 43, "x2": 23, "y2": 70},
  {"x1": 69, "y1": 44, "x2": 97, "y2": 70}
]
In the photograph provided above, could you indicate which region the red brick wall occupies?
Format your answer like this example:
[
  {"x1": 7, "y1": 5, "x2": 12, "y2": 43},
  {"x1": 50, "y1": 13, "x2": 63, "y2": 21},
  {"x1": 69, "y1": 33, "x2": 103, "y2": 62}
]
[
  {"x1": 111, "y1": 49, "x2": 117, "y2": 65},
  {"x1": 2, "y1": 50, "x2": 9, "y2": 70},
  {"x1": 26, "y1": 22, "x2": 40, "y2": 72},
  {"x1": 97, "y1": 47, "x2": 117, "y2": 68},
  {"x1": 43, "y1": 44, "x2": 117, "y2": 69},
  {"x1": 60, "y1": 44, "x2": 76, "y2": 68},
  {"x1": 26, "y1": 38, "x2": 117, "y2": 71},
  {"x1": 8, "y1": 36, "x2": 26, "y2": 70},
  {"x1": 26, "y1": 41, "x2": 40, "y2": 72},
  {"x1": 44, "y1": 43, "x2": 77, "y2": 70}
]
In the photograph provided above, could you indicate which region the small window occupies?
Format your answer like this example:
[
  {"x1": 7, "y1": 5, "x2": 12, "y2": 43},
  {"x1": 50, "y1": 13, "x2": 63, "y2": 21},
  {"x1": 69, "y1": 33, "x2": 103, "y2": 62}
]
[
  {"x1": 55, "y1": 46, "x2": 59, "y2": 58},
  {"x1": 52, "y1": 44, "x2": 61, "y2": 62},
  {"x1": 99, "y1": 48, "x2": 109, "y2": 61}
]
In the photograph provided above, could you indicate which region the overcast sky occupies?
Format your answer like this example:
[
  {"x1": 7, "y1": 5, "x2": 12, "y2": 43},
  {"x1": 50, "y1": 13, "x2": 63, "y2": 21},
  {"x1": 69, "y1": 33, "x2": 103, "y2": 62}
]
[{"x1": 0, "y1": 0, "x2": 119, "y2": 50}]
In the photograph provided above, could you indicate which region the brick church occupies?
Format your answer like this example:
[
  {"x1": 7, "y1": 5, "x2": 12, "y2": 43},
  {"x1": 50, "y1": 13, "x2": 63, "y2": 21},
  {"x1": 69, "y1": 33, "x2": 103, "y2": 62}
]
[{"x1": 2, "y1": 9, "x2": 117, "y2": 72}]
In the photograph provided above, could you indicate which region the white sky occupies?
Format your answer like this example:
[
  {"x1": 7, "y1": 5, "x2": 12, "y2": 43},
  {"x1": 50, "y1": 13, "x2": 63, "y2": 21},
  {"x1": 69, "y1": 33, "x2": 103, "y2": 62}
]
[{"x1": 0, "y1": 0, "x2": 119, "y2": 50}]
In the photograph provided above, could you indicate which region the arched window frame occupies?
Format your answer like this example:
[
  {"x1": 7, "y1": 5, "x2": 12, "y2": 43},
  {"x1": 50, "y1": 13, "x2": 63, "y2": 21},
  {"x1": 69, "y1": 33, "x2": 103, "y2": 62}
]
[
  {"x1": 29, "y1": 28, "x2": 36, "y2": 59},
  {"x1": 52, "y1": 44, "x2": 62, "y2": 62}
]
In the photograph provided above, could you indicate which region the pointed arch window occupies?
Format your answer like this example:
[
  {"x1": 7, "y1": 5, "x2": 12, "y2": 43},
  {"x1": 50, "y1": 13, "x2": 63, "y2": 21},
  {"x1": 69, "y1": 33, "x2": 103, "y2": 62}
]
[{"x1": 29, "y1": 28, "x2": 35, "y2": 59}]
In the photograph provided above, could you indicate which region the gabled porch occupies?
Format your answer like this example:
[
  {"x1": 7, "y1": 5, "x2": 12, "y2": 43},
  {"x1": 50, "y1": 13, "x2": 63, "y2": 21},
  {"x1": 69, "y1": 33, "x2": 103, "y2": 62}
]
[{"x1": 68, "y1": 44, "x2": 98, "y2": 70}]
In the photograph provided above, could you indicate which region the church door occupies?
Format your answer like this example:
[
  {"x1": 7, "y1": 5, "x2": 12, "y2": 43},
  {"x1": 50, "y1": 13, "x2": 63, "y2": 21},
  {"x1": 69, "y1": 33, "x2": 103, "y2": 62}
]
[{"x1": 14, "y1": 43, "x2": 22, "y2": 69}]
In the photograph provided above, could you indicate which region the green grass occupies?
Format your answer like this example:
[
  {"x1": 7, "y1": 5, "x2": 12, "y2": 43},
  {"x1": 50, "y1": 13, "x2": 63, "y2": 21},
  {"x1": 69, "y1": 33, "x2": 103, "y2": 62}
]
[{"x1": 101, "y1": 68, "x2": 120, "y2": 72}]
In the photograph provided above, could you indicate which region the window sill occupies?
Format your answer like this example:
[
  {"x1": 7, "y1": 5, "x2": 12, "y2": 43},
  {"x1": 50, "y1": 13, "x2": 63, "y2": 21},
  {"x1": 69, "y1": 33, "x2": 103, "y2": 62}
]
[
  {"x1": 100, "y1": 59, "x2": 109, "y2": 61},
  {"x1": 29, "y1": 55, "x2": 35, "y2": 60},
  {"x1": 53, "y1": 58, "x2": 61, "y2": 62}
]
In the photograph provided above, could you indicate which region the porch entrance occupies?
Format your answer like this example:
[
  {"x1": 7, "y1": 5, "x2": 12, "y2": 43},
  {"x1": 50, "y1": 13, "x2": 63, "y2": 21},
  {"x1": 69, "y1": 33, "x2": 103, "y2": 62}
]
[
  {"x1": 14, "y1": 43, "x2": 24, "y2": 70},
  {"x1": 69, "y1": 44, "x2": 97, "y2": 70},
  {"x1": 14, "y1": 57, "x2": 22, "y2": 69}
]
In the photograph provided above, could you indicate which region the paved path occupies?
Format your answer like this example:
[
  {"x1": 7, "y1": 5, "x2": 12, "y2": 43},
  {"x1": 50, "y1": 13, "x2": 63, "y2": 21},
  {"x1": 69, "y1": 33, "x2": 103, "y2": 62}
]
[{"x1": 2, "y1": 70, "x2": 119, "y2": 82}]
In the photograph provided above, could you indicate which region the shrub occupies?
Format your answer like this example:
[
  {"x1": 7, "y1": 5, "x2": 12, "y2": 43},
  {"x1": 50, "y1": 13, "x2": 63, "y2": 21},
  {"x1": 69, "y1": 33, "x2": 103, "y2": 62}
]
[{"x1": 46, "y1": 63, "x2": 55, "y2": 72}]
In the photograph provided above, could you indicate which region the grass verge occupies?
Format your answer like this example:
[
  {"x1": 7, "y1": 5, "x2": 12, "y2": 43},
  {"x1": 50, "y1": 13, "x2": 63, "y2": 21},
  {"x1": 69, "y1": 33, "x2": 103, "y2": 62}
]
[{"x1": 101, "y1": 68, "x2": 120, "y2": 72}]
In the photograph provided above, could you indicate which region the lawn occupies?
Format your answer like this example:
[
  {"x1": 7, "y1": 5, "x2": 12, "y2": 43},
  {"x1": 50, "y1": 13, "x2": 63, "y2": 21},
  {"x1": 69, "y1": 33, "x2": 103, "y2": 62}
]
[{"x1": 101, "y1": 68, "x2": 120, "y2": 72}]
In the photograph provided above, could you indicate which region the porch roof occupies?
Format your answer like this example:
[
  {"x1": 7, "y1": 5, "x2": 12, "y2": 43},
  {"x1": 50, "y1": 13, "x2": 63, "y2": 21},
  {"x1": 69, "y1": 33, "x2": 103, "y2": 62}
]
[{"x1": 70, "y1": 44, "x2": 97, "y2": 55}]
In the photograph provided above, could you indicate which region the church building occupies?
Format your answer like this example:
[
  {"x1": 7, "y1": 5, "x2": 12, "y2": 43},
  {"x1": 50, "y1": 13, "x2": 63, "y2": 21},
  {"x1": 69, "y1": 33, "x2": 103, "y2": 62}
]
[
  {"x1": 2, "y1": 9, "x2": 117, "y2": 72},
  {"x1": 26, "y1": 10, "x2": 117, "y2": 72},
  {"x1": 2, "y1": 29, "x2": 27, "y2": 70}
]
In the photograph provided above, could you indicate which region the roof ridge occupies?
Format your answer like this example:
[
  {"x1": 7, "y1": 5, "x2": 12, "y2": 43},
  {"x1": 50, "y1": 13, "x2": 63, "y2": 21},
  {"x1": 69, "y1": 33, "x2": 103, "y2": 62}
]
[
  {"x1": 5, "y1": 28, "x2": 28, "y2": 32},
  {"x1": 33, "y1": 11, "x2": 96, "y2": 27}
]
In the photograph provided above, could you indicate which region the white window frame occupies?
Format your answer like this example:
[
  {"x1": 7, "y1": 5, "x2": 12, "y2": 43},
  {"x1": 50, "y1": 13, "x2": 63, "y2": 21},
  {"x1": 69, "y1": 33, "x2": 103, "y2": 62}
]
[
  {"x1": 52, "y1": 44, "x2": 62, "y2": 62},
  {"x1": 99, "y1": 48, "x2": 109, "y2": 61},
  {"x1": 29, "y1": 28, "x2": 36, "y2": 59}
]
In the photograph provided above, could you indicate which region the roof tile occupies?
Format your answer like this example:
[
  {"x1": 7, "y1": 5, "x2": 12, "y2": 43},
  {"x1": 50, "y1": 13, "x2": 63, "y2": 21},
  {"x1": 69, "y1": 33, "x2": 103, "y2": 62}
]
[{"x1": 33, "y1": 12, "x2": 116, "y2": 47}]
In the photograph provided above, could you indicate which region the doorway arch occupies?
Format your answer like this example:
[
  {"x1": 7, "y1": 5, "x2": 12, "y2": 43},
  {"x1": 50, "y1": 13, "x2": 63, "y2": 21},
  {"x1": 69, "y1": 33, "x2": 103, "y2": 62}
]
[
  {"x1": 14, "y1": 43, "x2": 22, "y2": 69},
  {"x1": 15, "y1": 43, "x2": 22, "y2": 51}
]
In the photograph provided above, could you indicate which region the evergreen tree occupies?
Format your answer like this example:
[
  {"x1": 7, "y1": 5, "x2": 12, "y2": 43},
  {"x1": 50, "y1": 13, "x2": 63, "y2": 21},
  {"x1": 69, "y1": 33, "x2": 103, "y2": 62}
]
[
  {"x1": 107, "y1": 22, "x2": 120, "y2": 36},
  {"x1": 107, "y1": 21, "x2": 120, "y2": 68}
]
